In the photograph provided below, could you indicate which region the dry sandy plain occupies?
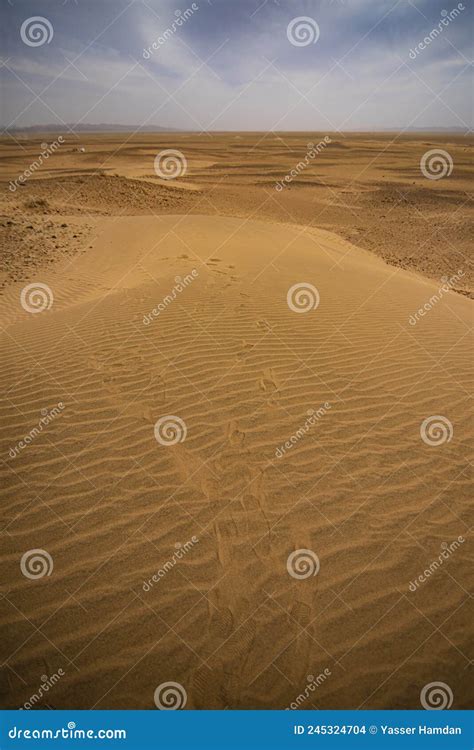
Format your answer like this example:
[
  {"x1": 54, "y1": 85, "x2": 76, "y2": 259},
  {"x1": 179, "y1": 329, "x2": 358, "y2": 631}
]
[{"x1": 0, "y1": 132, "x2": 472, "y2": 710}]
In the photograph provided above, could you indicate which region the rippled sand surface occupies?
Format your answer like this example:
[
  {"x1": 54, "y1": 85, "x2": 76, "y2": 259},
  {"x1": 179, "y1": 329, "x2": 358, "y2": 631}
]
[{"x1": 0, "y1": 135, "x2": 472, "y2": 709}]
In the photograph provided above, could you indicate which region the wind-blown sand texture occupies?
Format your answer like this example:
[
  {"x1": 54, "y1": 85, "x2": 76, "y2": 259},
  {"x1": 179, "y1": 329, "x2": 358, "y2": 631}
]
[{"x1": 0, "y1": 133, "x2": 472, "y2": 710}]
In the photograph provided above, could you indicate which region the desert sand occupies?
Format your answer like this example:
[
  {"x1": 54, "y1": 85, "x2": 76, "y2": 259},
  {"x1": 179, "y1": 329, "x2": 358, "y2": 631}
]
[{"x1": 0, "y1": 133, "x2": 472, "y2": 710}]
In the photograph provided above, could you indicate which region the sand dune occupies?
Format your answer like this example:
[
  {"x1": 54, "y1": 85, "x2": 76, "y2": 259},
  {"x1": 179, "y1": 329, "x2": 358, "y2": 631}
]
[{"x1": 1, "y1": 208, "x2": 472, "y2": 709}]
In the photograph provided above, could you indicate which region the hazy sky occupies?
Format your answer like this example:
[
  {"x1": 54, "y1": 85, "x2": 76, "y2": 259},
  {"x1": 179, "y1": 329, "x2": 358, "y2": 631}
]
[{"x1": 1, "y1": 0, "x2": 472, "y2": 131}]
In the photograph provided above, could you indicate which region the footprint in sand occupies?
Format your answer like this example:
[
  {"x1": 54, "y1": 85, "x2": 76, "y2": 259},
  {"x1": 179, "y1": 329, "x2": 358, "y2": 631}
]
[
  {"x1": 259, "y1": 368, "x2": 278, "y2": 393},
  {"x1": 237, "y1": 340, "x2": 254, "y2": 360},
  {"x1": 207, "y1": 258, "x2": 229, "y2": 275},
  {"x1": 209, "y1": 603, "x2": 235, "y2": 639},
  {"x1": 167, "y1": 444, "x2": 220, "y2": 501},
  {"x1": 227, "y1": 420, "x2": 246, "y2": 446},
  {"x1": 191, "y1": 665, "x2": 225, "y2": 709},
  {"x1": 221, "y1": 618, "x2": 257, "y2": 676},
  {"x1": 290, "y1": 600, "x2": 312, "y2": 627},
  {"x1": 257, "y1": 319, "x2": 273, "y2": 332},
  {"x1": 206, "y1": 258, "x2": 219, "y2": 267}
]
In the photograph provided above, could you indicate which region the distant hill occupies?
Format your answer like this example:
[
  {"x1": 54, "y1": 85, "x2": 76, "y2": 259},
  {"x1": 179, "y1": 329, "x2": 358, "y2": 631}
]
[
  {"x1": 383, "y1": 126, "x2": 468, "y2": 133},
  {"x1": 4, "y1": 123, "x2": 469, "y2": 135},
  {"x1": 6, "y1": 123, "x2": 180, "y2": 134}
]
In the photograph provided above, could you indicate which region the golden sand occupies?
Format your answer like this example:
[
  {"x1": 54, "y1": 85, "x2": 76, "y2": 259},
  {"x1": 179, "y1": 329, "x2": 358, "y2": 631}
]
[{"x1": 0, "y1": 133, "x2": 472, "y2": 709}]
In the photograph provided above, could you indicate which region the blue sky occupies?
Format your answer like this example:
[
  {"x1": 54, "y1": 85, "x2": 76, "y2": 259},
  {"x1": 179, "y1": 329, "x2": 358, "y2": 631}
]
[{"x1": 1, "y1": 0, "x2": 472, "y2": 131}]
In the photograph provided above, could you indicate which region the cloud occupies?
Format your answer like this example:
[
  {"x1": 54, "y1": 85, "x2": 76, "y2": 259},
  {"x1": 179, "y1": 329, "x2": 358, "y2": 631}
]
[{"x1": 1, "y1": 0, "x2": 471, "y2": 130}]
